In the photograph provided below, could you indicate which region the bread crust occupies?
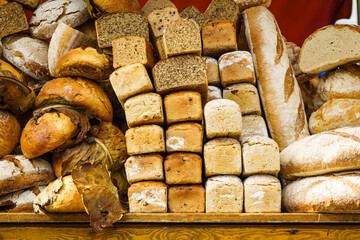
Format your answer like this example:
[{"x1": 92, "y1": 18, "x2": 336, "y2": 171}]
[
  {"x1": 0, "y1": 111, "x2": 20, "y2": 158},
  {"x1": 92, "y1": 0, "x2": 140, "y2": 13}
]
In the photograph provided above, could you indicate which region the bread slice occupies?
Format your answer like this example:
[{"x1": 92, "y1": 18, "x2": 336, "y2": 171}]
[
  {"x1": 95, "y1": 12, "x2": 149, "y2": 48},
  {"x1": 14, "y1": 0, "x2": 42, "y2": 8},
  {"x1": 204, "y1": 0, "x2": 240, "y2": 28},
  {"x1": 163, "y1": 18, "x2": 202, "y2": 58},
  {"x1": 112, "y1": 35, "x2": 155, "y2": 70},
  {"x1": 180, "y1": 5, "x2": 209, "y2": 28},
  {"x1": 299, "y1": 24, "x2": 360, "y2": 74},
  {"x1": 148, "y1": 7, "x2": 180, "y2": 40},
  {"x1": 0, "y1": 2, "x2": 28, "y2": 39},
  {"x1": 152, "y1": 55, "x2": 208, "y2": 103},
  {"x1": 141, "y1": 0, "x2": 175, "y2": 16}
]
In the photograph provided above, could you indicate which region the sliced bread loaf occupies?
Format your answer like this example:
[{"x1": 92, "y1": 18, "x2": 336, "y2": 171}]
[
  {"x1": 141, "y1": 0, "x2": 176, "y2": 16},
  {"x1": 148, "y1": 6, "x2": 180, "y2": 40},
  {"x1": 95, "y1": 12, "x2": 149, "y2": 48},
  {"x1": 204, "y1": 0, "x2": 240, "y2": 28},
  {"x1": 0, "y1": 2, "x2": 28, "y2": 39},
  {"x1": 180, "y1": 5, "x2": 209, "y2": 28}
]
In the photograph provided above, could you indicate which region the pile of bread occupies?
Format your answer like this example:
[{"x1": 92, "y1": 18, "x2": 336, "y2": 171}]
[{"x1": 0, "y1": 0, "x2": 360, "y2": 228}]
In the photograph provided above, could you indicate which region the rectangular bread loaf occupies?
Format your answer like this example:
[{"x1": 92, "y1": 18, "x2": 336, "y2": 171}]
[
  {"x1": 125, "y1": 154, "x2": 164, "y2": 184},
  {"x1": 148, "y1": 7, "x2": 180, "y2": 40},
  {"x1": 168, "y1": 185, "x2": 205, "y2": 213}
]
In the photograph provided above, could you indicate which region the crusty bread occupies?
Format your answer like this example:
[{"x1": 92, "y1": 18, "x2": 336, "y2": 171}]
[
  {"x1": 202, "y1": 56, "x2": 220, "y2": 87},
  {"x1": 125, "y1": 154, "x2": 164, "y2": 184},
  {"x1": 280, "y1": 127, "x2": 360, "y2": 180},
  {"x1": 0, "y1": 186, "x2": 45, "y2": 212},
  {"x1": 243, "y1": 6, "x2": 309, "y2": 150},
  {"x1": 286, "y1": 41, "x2": 301, "y2": 76},
  {"x1": 91, "y1": 0, "x2": 140, "y2": 13},
  {"x1": 299, "y1": 24, "x2": 360, "y2": 74},
  {"x1": 240, "y1": 115, "x2": 268, "y2": 139},
  {"x1": 168, "y1": 185, "x2": 205, "y2": 213},
  {"x1": 0, "y1": 111, "x2": 21, "y2": 159},
  {"x1": 237, "y1": 15, "x2": 249, "y2": 51},
  {"x1": 141, "y1": 0, "x2": 175, "y2": 16},
  {"x1": 148, "y1": 7, "x2": 180, "y2": 40},
  {"x1": 0, "y1": 2, "x2": 28, "y2": 39},
  {"x1": 180, "y1": 5, "x2": 209, "y2": 28},
  {"x1": 283, "y1": 171, "x2": 360, "y2": 213},
  {"x1": 208, "y1": 86, "x2": 222, "y2": 101},
  {"x1": 309, "y1": 98, "x2": 360, "y2": 134},
  {"x1": 14, "y1": 0, "x2": 41, "y2": 8},
  {"x1": 298, "y1": 75, "x2": 325, "y2": 115},
  {"x1": 204, "y1": 0, "x2": 240, "y2": 28},
  {"x1": 234, "y1": 0, "x2": 272, "y2": 11}
]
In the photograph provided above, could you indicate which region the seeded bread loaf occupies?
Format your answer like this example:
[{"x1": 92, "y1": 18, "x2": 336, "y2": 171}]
[
  {"x1": 95, "y1": 12, "x2": 149, "y2": 48},
  {"x1": 234, "y1": 0, "x2": 272, "y2": 11},
  {"x1": 141, "y1": 0, "x2": 175, "y2": 16},
  {"x1": 125, "y1": 154, "x2": 164, "y2": 184},
  {"x1": 152, "y1": 55, "x2": 209, "y2": 104},
  {"x1": 148, "y1": 7, "x2": 180, "y2": 40},
  {"x1": 14, "y1": 0, "x2": 42, "y2": 8},
  {"x1": 203, "y1": 57, "x2": 220, "y2": 87},
  {"x1": 299, "y1": 24, "x2": 360, "y2": 74},
  {"x1": 240, "y1": 115, "x2": 268, "y2": 139},
  {"x1": 163, "y1": 18, "x2": 202, "y2": 58},
  {"x1": 180, "y1": 5, "x2": 209, "y2": 28},
  {"x1": 168, "y1": 185, "x2": 205, "y2": 213},
  {"x1": 204, "y1": 0, "x2": 240, "y2": 28},
  {"x1": 112, "y1": 35, "x2": 155, "y2": 70},
  {"x1": 0, "y1": 111, "x2": 21, "y2": 159},
  {"x1": 0, "y1": 186, "x2": 45, "y2": 212},
  {"x1": 166, "y1": 122, "x2": 204, "y2": 153},
  {"x1": 0, "y1": 2, "x2": 28, "y2": 39}
]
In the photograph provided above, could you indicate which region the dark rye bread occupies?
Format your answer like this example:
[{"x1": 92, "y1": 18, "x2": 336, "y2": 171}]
[
  {"x1": 141, "y1": 0, "x2": 176, "y2": 16},
  {"x1": 180, "y1": 5, "x2": 209, "y2": 28},
  {"x1": 204, "y1": 0, "x2": 240, "y2": 29},
  {"x1": 152, "y1": 55, "x2": 209, "y2": 103},
  {"x1": 95, "y1": 12, "x2": 149, "y2": 48},
  {"x1": 0, "y1": 2, "x2": 28, "y2": 39}
]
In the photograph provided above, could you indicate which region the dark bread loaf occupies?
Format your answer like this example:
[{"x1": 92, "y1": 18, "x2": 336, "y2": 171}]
[{"x1": 0, "y1": 2, "x2": 28, "y2": 39}]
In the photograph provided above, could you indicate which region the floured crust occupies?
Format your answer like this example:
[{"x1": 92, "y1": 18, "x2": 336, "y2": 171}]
[
  {"x1": 0, "y1": 186, "x2": 45, "y2": 212},
  {"x1": 125, "y1": 154, "x2": 164, "y2": 184}
]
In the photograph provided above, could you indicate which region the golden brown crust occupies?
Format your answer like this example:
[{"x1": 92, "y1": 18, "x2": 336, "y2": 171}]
[
  {"x1": 35, "y1": 77, "x2": 113, "y2": 121},
  {"x1": 92, "y1": 0, "x2": 140, "y2": 13},
  {"x1": 0, "y1": 111, "x2": 20, "y2": 158}
]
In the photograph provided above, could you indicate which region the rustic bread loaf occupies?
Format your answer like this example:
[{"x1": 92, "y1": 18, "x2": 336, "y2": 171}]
[
  {"x1": 152, "y1": 55, "x2": 208, "y2": 104},
  {"x1": 0, "y1": 2, "x2": 28, "y2": 39},
  {"x1": 2, "y1": 33, "x2": 50, "y2": 81},
  {"x1": 241, "y1": 136, "x2": 280, "y2": 177},
  {"x1": 204, "y1": 99, "x2": 242, "y2": 139},
  {"x1": 148, "y1": 7, "x2": 180, "y2": 40},
  {"x1": 165, "y1": 122, "x2": 204, "y2": 153},
  {"x1": 243, "y1": 6, "x2": 309, "y2": 150},
  {"x1": 309, "y1": 99, "x2": 360, "y2": 134},
  {"x1": 283, "y1": 171, "x2": 360, "y2": 213},
  {"x1": 0, "y1": 186, "x2": 45, "y2": 212},
  {"x1": 128, "y1": 181, "x2": 167, "y2": 213},
  {"x1": 14, "y1": 0, "x2": 41, "y2": 8},
  {"x1": 234, "y1": 0, "x2": 272, "y2": 11},
  {"x1": 223, "y1": 83, "x2": 262, "y2": 115},
  {"x1": 124, "y1": 93, "x2": 164, "y2": 128},
  {"x1": 280, "y1": 127, "x2": 360, "y2": 180},
  {"x1": 49, "y1": 23, "x2": 96, "y2": 77},
  {"x1": 202, "y1": 56, "x2": 220, "y2": 87},
  {"x1": 29, "y1": 0, "x2": 90, "y2": 39},
  {"x1": 240, "y1": 115, "x2": 268, "y2": 139},
  {"x1": 204, "y1": 0, "x2": 240, "y2": 28},
  {"x1": 164, "y1": 153, "x2": 202, "y2": 185},
  {"x1": 202, "y1": 20, "x2": 238, "y2": 58},
  {"x1": 204, "y1": 138, "x2": 242, "y2": 177},
  {"x1": 164, "y1": 91, "x2": 203, "y2": 125},
  {"x1": 125, "y1": 125, "x2": 165, "y2": 155},
  {"x1": 125, "y1": 154, "x2": 164, "y2": 184},
  {"x1": 90, "y1": 0, "x2": 140, "y2": 13},
  {"x1": 55, "y1": 47, "x2": 114, "y2": 81},
  {"x1": 219, "y1": 51, "x2": 255, "y2": 87},
  {"x1": 0, "y1": 111, "x2": 21, "y2": 159},
  {"x1": 244, "y1": 175, "x2": 281, "y2": 213},
  {"x1": 0, "y1": 155, "x2": 54, "y2": 196},
  {"x1": 168, "y1": 185, "x2": 205, "y2": 213},
  {"x1": 110, "y1": 63, "x2": 154, "y2": 106},
  {"x1": 141, "y1": 0, "x2": 175, "y2": 16},
  {"x1": 206, "y1": 175, "x2": 243, "y2": 213},
  {"x1": 208, "y1": 86, "x2": 222, "y2": 101},
  {"x1": 180, "y1": 5, "x2": 209, "y2": 28},
  {"x1": 112, "y1": 35, "x2": 155, "y2": 70},
  {"x1": 95, "y1": 12, "x2": 149, "y2": 48},
  {"x1": 299, "y1": 24, "x2": 360, "y2": 74}
]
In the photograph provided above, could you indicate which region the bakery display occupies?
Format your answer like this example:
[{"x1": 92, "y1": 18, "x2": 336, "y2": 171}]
[{"x1": 168, "y1": 185, "x2": 205, "y2": 213}]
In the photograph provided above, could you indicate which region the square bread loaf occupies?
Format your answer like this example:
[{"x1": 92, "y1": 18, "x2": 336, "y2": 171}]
[
  {"x1": 125, "y1": 154, "x2": 164, "y2": 184},
  {"x1": 208, "y1": 86, "x2": 222, "y2": 101},
  {"x1": 244, "y1": 175, "x2": 281, "y2": 213},
  {"x1": 204, "y1": 99, "x2": 242, "y2": 139},
  {"x1": 112, "y1": 35, "x2": 155, "y2": 70},
  {"x1": 124, "y1": 93, "x2": 164, "y2": 128},
  {"x1": 148, "y1": 7, "x2": 180, "y2": 40},
  {"x1": 95, "y1": 12, "x2": 149, "y2": 48},
  {"x1": 0, "y1": 2, "x2": 28, "y2": 39},
  {"x1": 110, "y1": 63, "x2": 154, "y2": 106},
  {"x1": 219, "y1": 51, "x2": 255, "y2": 87},
  {"x1": 166, "y1": 122, "x2": 203, "y2": 153},
  {"x1": 202, "y1": 56, "x2": 220, "y2": 87},
  {"x1": 206, "y1": 175, "x2": 243, "y2": 213},
  {"x1": 204, "y1": 138, "x2": 242, "y2": 177},
  {"x1": 163, "y1": 18, "x2": 202, "y2": 58},
  {"x1": 202, "y1": 20, "x2": 238, "y2": 58},
  {"x1": 164, "y1": 91, "x2": 203, "y2": 125},
  {"x1": 141, "y1": 0, "x2": 176, "y2": 16},
  {"x1": 180, "y1": 5, "x2": 209, "y2": 28},
  {"x1": 240, "y1": 115, "x2": 268, "y2": 139},
  {"x1": 153, "y1": 55, "x2": 208, "y2": 104},
  {"x1": 128, "y1": 181, "x2": 167, "y2": 213},
  {"x1": 125, "y1": 125, "x2": 165, "y2": 155},
  {"x1": 204, "y1": 0, "x2": 240, "y2": 28},
  {"x1": 241, "y1": 136, "x2": 280, "y2": 177},
  {"x1": 164, "y1": 153, "x2": 202, "y2": 185},
  {"x1": 223, "y1": 83, "x2": 262, "y2": 116},
  {"x1": 156, "y1": 36, "x2": 166, "y2": 60},
  {"x1": 168, "y1": 185, "x2": 205, "y2": 213}
]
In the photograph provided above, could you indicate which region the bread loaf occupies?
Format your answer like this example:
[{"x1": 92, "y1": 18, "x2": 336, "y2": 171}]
[
  {"x1": 0, "y1": 111, "x2": 21, "y2": 158},
  {"x1": 0, "y1": 186, "x2": 45, "y2": 212},
  {"x1": 0, "y1": 2, "x2": 28, "y2": 39},
  {"x1": 180, "y1": 5, "x2": 209, "y2": 28},
  {"x1": 148, "y1": 7, "x2": 180, "y2": 40},
  {"x1": 208, "y1": 86, "x2": 222, "y2": 101},
  {"x1": 202, "y1": 56, "x2": 220, "y2": 87},
  {"x1": 125, "y1": 154, "x2": 164, "y2": 184},
  {"x1": 283, "y1": 171, "x2": 360, "y2": 213},
  {"x1": 141, "y1": 0, "x2": 175, "y2": 16},
  {"x1": 299, "y1": 24, "x2": 360, "y2": 74},
  {"x1": 240, "y1": 115, "x2": 268, "y2": 139},
  {"x1": 168, "y1": 185, "x2": 205, "y2": 213},
  {"x1": 166, "y1": 122, "x2": 203, "y2": 153},
  {"x1": 204, "y1": 0, "x2": 240, "y2": 28},
  {"x1": 286, "y1": 41, "x2": 301, "y2": 76},
  {"x1": 234, "y1": 0, "x2": 272, "y2": 11},
  {"x1": 298, "y1": 75, "x2": 325, "y2": 114},
  {"x1": 14, "y1": 0, "x2": 41, "y2": 8},
  {"x1": 243, "y1": 6, "x2": 309, "y2": 150},
  {"x1": 280, "y1": 127, "x2": 360, "y2": 180},
  {"x1": 75, "y1": 20, "x2": 97, "y2": 41},
  {"x1": 90, "y1": 0, "x2": 140, "y2": 13},
  {"x1": 155, "y1": 36, "x2": 166, "y2": 60}
]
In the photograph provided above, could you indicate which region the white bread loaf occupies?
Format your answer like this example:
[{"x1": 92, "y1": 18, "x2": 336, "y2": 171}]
[
  {"x1": 243, "y1": 6, "x2": 309, "y2": 150},
  {"x1": 280, "y1": 127, "x2": 360, "y2": 180},
  {"x1": 283, "y1": 171, "x2": 360, "y2": 213},
  {"x1": 299, "y1": 24, "x2": 360, "y2": 74}
]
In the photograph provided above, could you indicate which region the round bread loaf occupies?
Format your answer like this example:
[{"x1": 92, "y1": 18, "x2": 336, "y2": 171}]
[
  {"x1": 309, "y1": 98, "x2": 360, "y2": 134},
  {"x1": 35, "y1": 77, "x2": 113, "y2": 122},
  {"x1": 283, "y1": 171, "x2": 360, "y2": 213},
  {"x1": 0, "y1": 111, "x2": 21, "y2": 158},
  {"x1": 280, "y1": 127, "x2": 360, "y2": 180}
]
